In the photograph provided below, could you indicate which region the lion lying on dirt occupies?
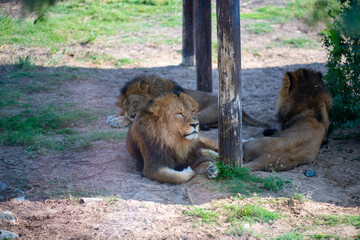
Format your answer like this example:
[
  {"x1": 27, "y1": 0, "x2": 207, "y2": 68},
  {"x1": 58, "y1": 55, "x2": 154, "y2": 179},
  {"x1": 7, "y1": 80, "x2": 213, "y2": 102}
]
[
  {"x1": 243, "y1": 68, "x2": 333, "y2": 171},
  {"x1": 126, "y1": 91, "x2": 218, "y2": 184},
  {"x1": 107, "y1": 75, "x2": 273, "y2": 130}
]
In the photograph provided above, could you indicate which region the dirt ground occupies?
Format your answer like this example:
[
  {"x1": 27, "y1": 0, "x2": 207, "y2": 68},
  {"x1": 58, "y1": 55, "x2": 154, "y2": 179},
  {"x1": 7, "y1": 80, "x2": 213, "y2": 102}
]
[{"x1": 1, "y1": 1, "x2": 360, "y2": 239}]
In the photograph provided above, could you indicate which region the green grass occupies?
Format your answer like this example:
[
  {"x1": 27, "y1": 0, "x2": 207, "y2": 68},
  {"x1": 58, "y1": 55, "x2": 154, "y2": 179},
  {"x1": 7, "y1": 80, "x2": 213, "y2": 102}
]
[
  {"x1": 184, "y1": 203, "x2": 281, "y2": 227},
  {"x1": 69, "y1": 131, "x2": 127, "y2": 150},
  {"x1": 116, "y1": 58, "x2": 135, "y2": 67},
  {"x1": 292, "y1": 193, "x2": 307, "y2": 203},
  {"x1": 79, "y1": 52, "x2": 115, "y2": 65},
  {"x1": 0, "y1": 8, "x2": 12, "y2": 36},
  {"x1": 240, "y1": 1, "x2": 324, "y2": 23},
  {"x1": 313, "y1": 214, "x2": 360, "y2": 228},
  {"x1": 241, "y1": 6, "x2": 286, "y2": 22},
  {"x1": 309, "y1": 234, "x2": 340, "y2": 240},
  {"x1": 0, "y1": 105, "x2": 126, "y2": 151},
  {"x1": 17, "y1": 55, "x2": 33, "y2": 69},
  {"x1": 0, "y1": 66, "x2": 125, "y2": 153},
  {"x1": 226, "y1": 222, "x2": 248, "y2": 237},
  {"x1": 183, "y1": 198, "x2": 360, "y2": 238},
  {"x1": 271, "y1": 37, "x2": 318, "y2": 49},
  {"x1": 0, "y1": 88, "x2": 22, "y2": 108},
  {"x1": 215, "y1": 161, "x2": 290, "y2": 195},
  {"x1": 0, "y1": 105, "x2": 92, "y2": 145},
  {"x1": 1, "y1": 0, "x2": 182, "y2": 47},
  {"x1": 224, "y1": 204, "x2": 281, "y2": 224},
  {"x1": 184, "y1": 207, "x2": 220, "y2": 224},
  {"x1": 245, "y1": 22, "x2": 273, "y2": 35},
  {"x1": 277, "y1": 232, "x2": 304, "y2": 240}
]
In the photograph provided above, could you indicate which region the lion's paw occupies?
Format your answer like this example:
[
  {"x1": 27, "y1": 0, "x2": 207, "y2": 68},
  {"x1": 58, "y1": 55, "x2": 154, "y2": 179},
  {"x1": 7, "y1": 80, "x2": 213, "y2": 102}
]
[
  {"x1": 106, "y1": 115, "x2": 116, "y2": 124},
  {"x1": 106, "y1": 115, "x2": 131, "y2": 128},
  {"x1": 205, "y1": 163, "x2": 218, "y2": 179}
]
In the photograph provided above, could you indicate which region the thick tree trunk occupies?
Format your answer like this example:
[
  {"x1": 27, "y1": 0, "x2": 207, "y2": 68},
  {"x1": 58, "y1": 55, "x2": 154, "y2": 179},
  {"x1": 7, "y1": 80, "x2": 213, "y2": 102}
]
[{"x1": 216, "y1": 0, "x2": 243, "y2": 166}]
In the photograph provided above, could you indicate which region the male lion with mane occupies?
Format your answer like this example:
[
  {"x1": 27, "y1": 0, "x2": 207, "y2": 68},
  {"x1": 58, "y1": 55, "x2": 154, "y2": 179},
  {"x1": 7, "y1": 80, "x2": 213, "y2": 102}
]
[
  {"x1": 107, "y1": 75, "x2": 273, "y2": 130},
  {"x1": 126, "y1": 91, "x2": 218, "y2": 184},
  {"x1": 243, "y1": 68, "x2": 333, "y2": 171}
]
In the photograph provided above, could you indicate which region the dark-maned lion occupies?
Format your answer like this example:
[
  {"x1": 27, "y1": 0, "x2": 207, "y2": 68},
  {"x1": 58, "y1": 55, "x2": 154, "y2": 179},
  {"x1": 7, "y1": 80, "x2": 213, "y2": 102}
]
[
  {"x1": 107, "y1": 75, "x2": 273, "y2": 130},
  {"x1": 126, "y1": 91, "x2": 218, "y2": 184},
  {"x1": 243, "y1": 68, "x2": 333, "y2": 171}
]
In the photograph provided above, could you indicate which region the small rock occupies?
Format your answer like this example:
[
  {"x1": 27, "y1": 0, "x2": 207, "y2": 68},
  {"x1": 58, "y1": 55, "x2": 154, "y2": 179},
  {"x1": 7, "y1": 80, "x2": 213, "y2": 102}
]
[
  {"x1": 14, "y1": 196, "x2": 25, "y2": 204},
  {"x1": 0, "y1": 210, "x2": 16, "y2": 224},
  {"x1": 0, "y1": 182, "x2": 6, "y2": 191},
  {"x1": 13, "y1": 189, "x2": 26, "y2": 204},
  {"x1": 0, "y1": 229, "x2": 19, "y2": 239},
  {"x1": 305, "y1": 169, "x2": 317, "y2": 177}
]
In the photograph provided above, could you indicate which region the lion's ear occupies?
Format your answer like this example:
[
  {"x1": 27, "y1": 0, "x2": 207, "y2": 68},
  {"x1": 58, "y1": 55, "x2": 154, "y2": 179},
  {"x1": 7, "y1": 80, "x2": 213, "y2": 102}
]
[{"x1": 283, "y1": 72, "x2": 295, "y2": 93}]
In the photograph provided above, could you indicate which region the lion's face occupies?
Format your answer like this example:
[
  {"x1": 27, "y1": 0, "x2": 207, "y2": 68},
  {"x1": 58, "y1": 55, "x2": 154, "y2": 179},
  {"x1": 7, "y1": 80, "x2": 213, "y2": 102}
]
[
  {"x1": 120, "y1": 94, "x2": 150, "y2": 121},
  {"x1": 147, "y1": 92, "x2": 200, "y2": 141},
  {"x1": 167, "y1": 100, "x2": 200, "y2": 140}
]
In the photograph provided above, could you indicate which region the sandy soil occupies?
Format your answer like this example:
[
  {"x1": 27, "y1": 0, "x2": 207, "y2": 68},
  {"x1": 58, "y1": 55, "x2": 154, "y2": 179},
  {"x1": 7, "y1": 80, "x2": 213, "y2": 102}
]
[{"x1": 1, "y1": 1, "x2": 360, "y2": 239}]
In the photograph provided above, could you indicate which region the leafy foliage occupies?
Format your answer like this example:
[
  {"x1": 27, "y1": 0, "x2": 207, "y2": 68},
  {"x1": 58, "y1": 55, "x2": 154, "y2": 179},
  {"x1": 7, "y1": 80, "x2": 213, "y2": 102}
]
[{"x1": 320, "y1": 0, "x2": 360, "y2": 126}]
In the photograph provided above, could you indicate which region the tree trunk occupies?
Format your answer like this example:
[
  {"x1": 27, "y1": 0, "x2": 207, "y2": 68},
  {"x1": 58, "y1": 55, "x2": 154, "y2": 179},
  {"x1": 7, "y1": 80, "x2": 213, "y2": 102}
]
[{"x1": 216, "y1": 0, "x2": 243, "y2": 166}]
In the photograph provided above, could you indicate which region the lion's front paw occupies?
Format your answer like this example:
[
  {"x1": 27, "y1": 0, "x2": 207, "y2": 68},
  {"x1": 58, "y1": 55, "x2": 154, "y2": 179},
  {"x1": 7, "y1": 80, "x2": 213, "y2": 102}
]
[
  {"x1": 106, "y1": 115, "x2": 116, "y2": 124},
  {"x1": 205, "y1": 163, "x2": 218, "y2": 179},
  {"x1": 106, "y1": 115, "x2": 131, "y2": 128}
]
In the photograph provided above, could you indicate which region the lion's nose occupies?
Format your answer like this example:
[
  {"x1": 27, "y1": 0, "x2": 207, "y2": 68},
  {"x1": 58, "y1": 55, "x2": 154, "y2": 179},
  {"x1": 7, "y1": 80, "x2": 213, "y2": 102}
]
[{"x1": 190, "y1": 123, "x2": 198, "y2": 128}]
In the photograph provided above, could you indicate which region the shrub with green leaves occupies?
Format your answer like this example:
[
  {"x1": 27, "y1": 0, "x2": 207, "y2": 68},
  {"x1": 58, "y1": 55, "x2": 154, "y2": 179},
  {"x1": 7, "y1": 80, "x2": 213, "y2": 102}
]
[{"x1": 321, "y1": 0, "x2": 360, "y2": 126}]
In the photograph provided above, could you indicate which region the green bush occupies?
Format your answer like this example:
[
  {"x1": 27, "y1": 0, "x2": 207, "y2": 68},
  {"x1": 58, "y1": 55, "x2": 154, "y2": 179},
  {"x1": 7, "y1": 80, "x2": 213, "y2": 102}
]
[{"x1": 321, "y1": 0, "x2": 360, "y2": 126}]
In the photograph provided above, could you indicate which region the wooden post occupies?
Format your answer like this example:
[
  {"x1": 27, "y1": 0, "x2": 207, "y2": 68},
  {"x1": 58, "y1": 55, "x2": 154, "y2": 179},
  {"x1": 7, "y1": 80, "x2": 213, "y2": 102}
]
[
  {"x1": 216, "y1": 0, "x2": 243, "y2": 166},
  {"x1": 194, "y1": 0, "x2": 212, "y2": 92},
  {"x1": 182, "y1": 0, "x2": 194, "y2": 66}
]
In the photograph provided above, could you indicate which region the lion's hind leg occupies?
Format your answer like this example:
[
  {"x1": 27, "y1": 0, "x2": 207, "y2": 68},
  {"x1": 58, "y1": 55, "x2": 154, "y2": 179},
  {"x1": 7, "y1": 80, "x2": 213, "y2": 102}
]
[{"x1": 144, "y1": 167, "x2": 196, "y2": 184}]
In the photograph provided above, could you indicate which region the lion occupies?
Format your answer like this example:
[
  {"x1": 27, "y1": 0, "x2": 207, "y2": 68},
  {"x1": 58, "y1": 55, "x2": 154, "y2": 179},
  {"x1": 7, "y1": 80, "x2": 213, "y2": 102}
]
[
  {"x1": 107, "y1": 75, "x2": 274, "y2": 130},
  {"x1": 243, "y1": 68, "x2": 333, "y2": 171},
  {"x1": 126, "y1": 91, "x2": 218, "y2": 184}
]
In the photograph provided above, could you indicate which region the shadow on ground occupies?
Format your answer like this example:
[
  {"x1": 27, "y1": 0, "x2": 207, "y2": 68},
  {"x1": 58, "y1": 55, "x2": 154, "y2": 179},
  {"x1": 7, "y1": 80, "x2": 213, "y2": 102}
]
[{"x1": 1, "y1": 62, "x2": 359, "y2": 207}]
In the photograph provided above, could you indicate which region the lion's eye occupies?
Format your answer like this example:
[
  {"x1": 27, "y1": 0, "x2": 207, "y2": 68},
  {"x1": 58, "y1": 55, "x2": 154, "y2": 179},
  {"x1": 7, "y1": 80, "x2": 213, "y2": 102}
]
[{"x1": 133, "y1": 102, "x2": 137, "y2": 108}]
